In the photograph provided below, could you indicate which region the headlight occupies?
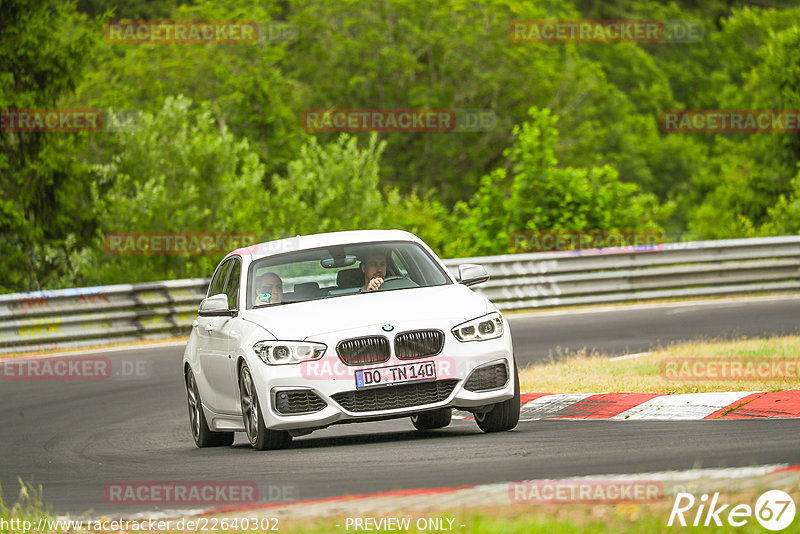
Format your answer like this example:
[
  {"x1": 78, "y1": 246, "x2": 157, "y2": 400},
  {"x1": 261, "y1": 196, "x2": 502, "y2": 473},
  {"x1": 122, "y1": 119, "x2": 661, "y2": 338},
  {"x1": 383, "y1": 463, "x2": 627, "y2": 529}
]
[
  {"x1": 252, "y1": 341, "x2": 326, "y2": 365},
  {"x1": 452, "y1": 312, "x2": 504, "y2": 342}
]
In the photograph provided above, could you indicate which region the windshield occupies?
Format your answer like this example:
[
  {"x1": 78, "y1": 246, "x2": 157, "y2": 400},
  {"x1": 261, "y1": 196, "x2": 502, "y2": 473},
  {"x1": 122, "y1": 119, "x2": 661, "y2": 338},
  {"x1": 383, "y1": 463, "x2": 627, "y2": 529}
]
[{"x1": 247, "y1": 241, "x2": 451, "y2": 308}]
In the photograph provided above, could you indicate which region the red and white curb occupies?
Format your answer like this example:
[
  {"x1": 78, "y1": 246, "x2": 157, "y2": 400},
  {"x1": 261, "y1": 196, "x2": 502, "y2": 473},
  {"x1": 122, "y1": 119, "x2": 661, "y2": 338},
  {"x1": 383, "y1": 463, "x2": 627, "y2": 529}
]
[{"x1": 454, "y1": 390, "x2": 800, "y2": 421}]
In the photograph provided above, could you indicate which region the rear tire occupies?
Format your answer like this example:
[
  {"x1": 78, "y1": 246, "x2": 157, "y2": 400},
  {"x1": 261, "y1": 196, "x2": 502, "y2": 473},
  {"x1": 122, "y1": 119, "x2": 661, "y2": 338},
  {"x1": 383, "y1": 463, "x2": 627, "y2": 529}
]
[
  {"x1": 411, "y1": 408, "x2": 452, "y2": 430},
  {"x1": 186, "y1": 369, "x2": 235, "y2": 447},
  {"x1": 475, "y1": 361, "x2": 520, "y2": 433},
  {"x1": 239, "y1": 363, "x2": 292, "y2": 451}
]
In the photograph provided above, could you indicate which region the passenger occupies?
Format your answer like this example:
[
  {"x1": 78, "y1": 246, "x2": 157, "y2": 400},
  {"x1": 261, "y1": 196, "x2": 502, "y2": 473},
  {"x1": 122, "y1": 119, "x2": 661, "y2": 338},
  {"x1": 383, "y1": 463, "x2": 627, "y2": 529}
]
[{"x1": 254, "y1": 272, "x2": 283, "y2": 304}]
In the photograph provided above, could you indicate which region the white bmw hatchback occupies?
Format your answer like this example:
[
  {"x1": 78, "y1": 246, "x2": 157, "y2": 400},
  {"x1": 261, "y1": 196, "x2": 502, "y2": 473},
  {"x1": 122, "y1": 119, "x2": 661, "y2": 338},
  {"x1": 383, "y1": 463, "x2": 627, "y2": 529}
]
[{"x1": 183, "y1": 229, "x2": 519, "y2": 450}]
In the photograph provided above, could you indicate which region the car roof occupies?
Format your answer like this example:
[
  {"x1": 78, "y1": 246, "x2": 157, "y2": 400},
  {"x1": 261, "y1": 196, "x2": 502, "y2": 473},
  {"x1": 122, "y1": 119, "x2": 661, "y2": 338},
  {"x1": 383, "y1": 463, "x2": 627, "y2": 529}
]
[{"x1": 226, "y1": 229, "x2": 425, "y2": 261}]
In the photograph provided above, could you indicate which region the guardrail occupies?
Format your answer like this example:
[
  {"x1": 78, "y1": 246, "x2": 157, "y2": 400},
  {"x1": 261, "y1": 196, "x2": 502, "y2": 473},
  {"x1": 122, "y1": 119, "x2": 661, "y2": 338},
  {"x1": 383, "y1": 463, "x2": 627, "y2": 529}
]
[
  {"x1": 1, "y1": 236, "x2": 798, "y2": 354},
  {"x1": 0, "y1": 280, "x2": 208, "y2": 354}
]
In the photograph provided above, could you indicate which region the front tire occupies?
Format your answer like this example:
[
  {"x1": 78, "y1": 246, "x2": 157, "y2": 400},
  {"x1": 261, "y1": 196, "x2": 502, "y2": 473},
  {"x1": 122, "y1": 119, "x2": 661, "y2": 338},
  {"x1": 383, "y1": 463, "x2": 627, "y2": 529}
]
[
  {"x1": 475, "y1": 362, "x2": 520, "y2": 433},
  {"x1": 411, "y1": 408, "x2": 452, "y2": 430},
  {"x1": 239, "y1": 363, "x2": 292, "y2": 451},
  {"x1": 186, "y1": 369, "x2": 234, "y2": 447}
]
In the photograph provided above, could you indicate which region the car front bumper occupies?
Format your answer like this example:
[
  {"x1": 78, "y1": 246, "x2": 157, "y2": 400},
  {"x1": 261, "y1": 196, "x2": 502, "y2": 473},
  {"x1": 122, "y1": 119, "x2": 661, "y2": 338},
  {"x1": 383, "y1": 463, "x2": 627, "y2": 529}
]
[{"x1": 251, "y1": 336, "x2": 515, "y2": 431}]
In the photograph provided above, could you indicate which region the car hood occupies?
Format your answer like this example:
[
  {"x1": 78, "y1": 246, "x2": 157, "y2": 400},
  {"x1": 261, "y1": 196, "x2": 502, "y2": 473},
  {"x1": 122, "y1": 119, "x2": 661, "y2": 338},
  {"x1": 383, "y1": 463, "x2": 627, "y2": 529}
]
[{"x1": 239, "y1": 284, "x2": 489, "y2": 340}]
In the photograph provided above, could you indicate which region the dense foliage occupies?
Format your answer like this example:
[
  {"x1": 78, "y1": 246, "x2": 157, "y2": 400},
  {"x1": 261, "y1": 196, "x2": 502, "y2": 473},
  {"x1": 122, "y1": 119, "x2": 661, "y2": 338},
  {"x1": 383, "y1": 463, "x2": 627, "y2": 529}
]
[{"x1": 2, "y1": 0, "x2": 799, "y2": 291}]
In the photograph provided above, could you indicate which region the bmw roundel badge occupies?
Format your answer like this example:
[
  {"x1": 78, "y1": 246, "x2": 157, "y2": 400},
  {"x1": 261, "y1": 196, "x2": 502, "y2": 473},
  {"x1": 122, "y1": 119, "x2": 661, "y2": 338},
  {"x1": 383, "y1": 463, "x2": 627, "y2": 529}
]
[{"x1": 382, "y1": 324, "x2": 394, "y2": 332}]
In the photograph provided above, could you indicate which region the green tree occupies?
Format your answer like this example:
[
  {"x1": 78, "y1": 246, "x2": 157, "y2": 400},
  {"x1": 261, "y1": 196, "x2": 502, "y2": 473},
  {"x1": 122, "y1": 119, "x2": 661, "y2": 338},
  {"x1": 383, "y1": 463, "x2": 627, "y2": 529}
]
[
  {"x1": 0, "y1": 0, "x2": 99, "y2": 292},
  {"x1": 76, "y1": 0, "x2": 303, "y2": 179},
  {"x1": 684, "y1": 8, "x2": 800, "y2": 238},
  {"x1": 447, "y1": 107, "x2": 663, "y2": 257},
  {"x1": 287, "y1": 0, "x2": 662, "y2": 205},
  {"x1": 76, "y1": 0, "x2": 185, "y2": 19},
  {"x1": 75, "y1": 96, "x2": 268, "y2": 285},
  {"x1": 269, "y1": 133, "x2": 388, "y2": 236}
]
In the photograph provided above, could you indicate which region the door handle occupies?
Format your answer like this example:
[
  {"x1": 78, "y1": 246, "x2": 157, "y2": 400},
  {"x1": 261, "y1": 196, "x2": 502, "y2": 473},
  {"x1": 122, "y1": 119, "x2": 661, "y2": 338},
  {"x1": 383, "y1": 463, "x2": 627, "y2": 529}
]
[{"x1": 205, "y1": 323, "x2": 213, "y2": 333}]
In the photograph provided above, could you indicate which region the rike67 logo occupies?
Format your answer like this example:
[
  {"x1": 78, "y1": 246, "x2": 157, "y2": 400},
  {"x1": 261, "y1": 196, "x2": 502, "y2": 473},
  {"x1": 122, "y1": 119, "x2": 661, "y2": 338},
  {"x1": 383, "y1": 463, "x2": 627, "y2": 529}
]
[{"x1": 668, "y1": 490, "x2": 796, "y2": 531}]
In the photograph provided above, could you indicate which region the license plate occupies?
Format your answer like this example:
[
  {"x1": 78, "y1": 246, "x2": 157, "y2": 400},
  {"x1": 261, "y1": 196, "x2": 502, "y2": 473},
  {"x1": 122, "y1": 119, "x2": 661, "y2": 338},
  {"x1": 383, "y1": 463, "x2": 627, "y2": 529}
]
[{"x1": 355, "y1": 361, "x2": 436, "y2": 389}]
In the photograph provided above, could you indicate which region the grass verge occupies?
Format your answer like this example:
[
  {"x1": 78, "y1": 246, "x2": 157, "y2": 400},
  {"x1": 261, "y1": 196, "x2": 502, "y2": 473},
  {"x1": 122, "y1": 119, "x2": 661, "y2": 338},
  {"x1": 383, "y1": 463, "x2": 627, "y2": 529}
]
[
  {"x1": 0, "y1": 481, "x2": 52, "y2": 533},
  {"x1": 277, "y1": 492, "x2": 799, "y2": 533},
  {"x1": 519, "y1": 335, "x2": 800, "y2": 394},
  {"x1": 3, "y1": 486, "x2": 796, "y2": 533}
]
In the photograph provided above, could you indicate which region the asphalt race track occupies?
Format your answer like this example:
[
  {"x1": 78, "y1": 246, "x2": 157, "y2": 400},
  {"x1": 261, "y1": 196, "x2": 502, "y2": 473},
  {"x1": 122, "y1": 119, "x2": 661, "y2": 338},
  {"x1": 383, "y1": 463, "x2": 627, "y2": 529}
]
[
  {"x1": 1, "y1": 297, "x2": 799, "y2": 516},
  {"x1": 509, "y1": 296, "x2": 800, "y2": 363}
]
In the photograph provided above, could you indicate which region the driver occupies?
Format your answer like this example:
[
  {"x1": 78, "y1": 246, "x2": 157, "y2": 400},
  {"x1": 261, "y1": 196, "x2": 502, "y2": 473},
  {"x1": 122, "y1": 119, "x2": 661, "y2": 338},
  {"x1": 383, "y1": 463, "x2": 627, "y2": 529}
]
[
  {"x1": 254, "y1": 272, "x2": 283, "y2": 304},
  {"x1": 361, "y1": 251, "x2": 388, "y2": 291}
]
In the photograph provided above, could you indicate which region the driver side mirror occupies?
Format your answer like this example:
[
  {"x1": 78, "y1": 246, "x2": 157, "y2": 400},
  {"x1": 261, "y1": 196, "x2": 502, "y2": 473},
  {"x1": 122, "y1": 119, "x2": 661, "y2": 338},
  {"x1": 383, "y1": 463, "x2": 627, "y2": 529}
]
[
  {"x1": 457, "y1": 264, "x2": 489, "y2": 286},
  {"x1": 198, "y1": 293, "x2": 236, "y2": 317}
]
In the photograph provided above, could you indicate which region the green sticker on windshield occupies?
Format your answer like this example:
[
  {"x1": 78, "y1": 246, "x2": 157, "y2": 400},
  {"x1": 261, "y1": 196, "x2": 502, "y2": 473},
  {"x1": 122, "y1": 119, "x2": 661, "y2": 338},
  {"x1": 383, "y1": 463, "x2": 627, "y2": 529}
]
[{"x1": 258, "y1": 292, "x2": 272, "y2": 302}]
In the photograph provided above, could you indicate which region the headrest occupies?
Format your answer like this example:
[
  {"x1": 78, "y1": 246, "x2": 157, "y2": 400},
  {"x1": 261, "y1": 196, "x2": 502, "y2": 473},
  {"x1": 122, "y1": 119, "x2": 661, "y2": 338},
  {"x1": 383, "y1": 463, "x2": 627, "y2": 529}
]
[
  {"x1": 293, "y1": 282, "x2": 320, "y2": 297},
  {"x1": 336, "y1": 268, "x2": 364, "y2": 288}
]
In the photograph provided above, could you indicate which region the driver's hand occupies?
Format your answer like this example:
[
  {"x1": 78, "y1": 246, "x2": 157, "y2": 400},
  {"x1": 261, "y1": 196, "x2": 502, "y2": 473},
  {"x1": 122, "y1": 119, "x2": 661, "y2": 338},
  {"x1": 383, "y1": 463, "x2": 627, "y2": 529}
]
[{"x1": 366, "y1": 277, "x2": 384, "y2": 291}]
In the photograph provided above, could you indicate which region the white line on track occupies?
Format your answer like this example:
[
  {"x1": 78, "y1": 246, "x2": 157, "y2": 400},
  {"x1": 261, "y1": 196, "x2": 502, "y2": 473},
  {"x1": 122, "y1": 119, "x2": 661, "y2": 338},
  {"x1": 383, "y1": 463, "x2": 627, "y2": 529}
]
[{"x1": 609, "y1": 351, "x2": 652, "y2": 361}]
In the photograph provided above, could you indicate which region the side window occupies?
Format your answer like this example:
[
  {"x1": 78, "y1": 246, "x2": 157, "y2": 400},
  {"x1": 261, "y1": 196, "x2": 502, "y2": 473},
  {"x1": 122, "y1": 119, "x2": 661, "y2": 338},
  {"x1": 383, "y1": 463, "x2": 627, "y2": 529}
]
[
  {"x1": 208, "y1": 259, "x2": 231, "y2": 297},
  {"x1": 223, "y1": 259, "x2": 241, "y2": 310}
]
